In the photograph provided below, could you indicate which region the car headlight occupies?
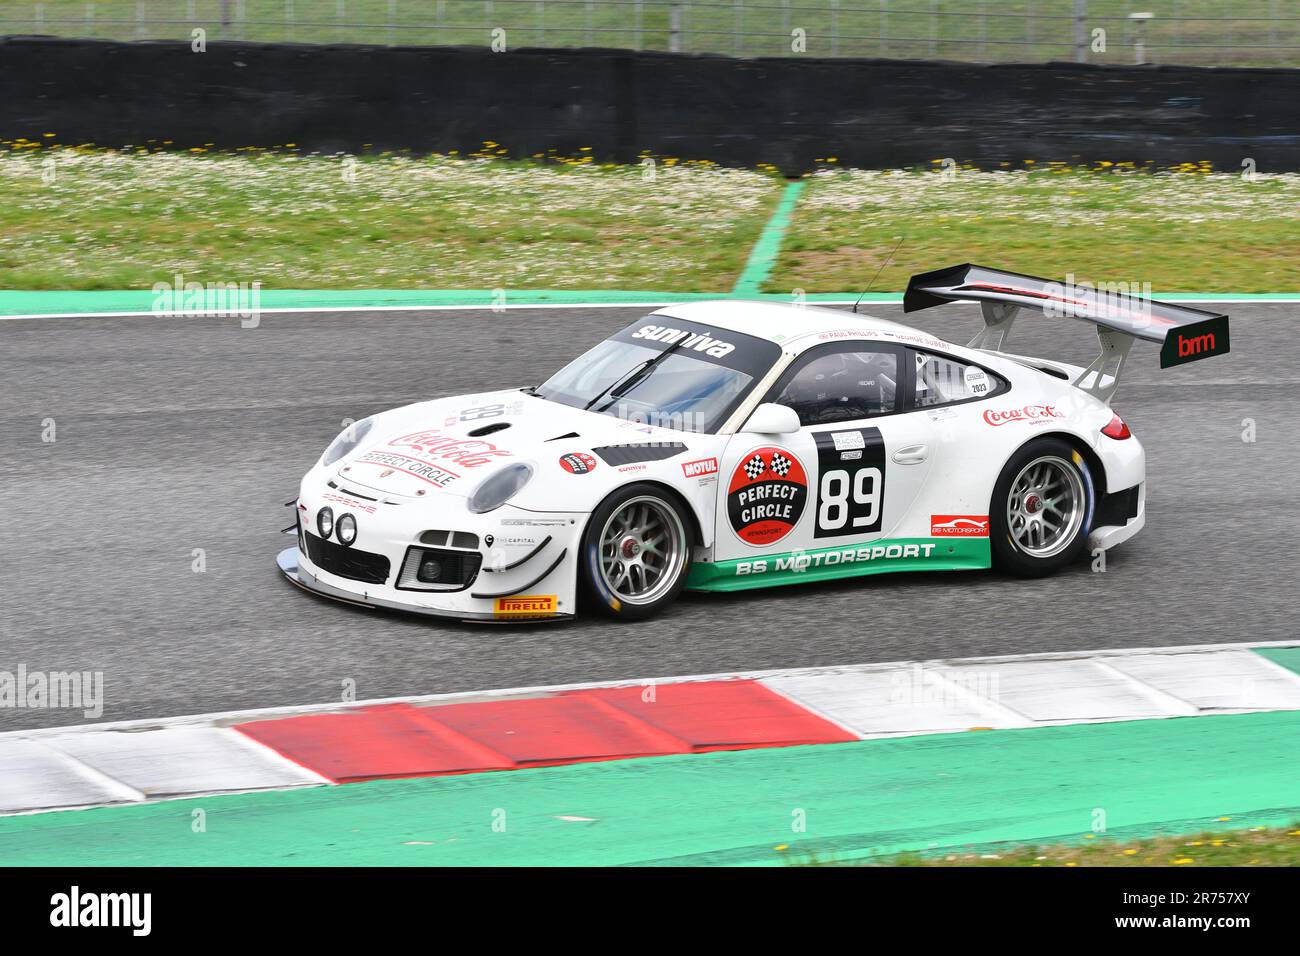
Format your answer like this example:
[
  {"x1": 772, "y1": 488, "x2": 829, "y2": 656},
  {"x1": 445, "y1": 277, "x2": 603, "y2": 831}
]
[
  {"x1": 336, "y1": 513, "x2": 357, "y2": 546},
  {"x1": 320, "y1": 417, "x2": 374, "y2": 467},
  {"x1": 317, "y1": 506, "x2": 334, "y2": 539},
  {"x1": 468, "y1": 463, "x2": 533, "y2": 514}
]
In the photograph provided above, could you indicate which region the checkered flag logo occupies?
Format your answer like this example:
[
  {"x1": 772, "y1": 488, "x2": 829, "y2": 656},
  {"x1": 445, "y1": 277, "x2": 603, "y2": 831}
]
[
  {"x1": 770, "y1": 452, "x2": 792, "y2": 477},
  {"x1": 742, "y1": 454, "x2": 766, "y2": 480}
]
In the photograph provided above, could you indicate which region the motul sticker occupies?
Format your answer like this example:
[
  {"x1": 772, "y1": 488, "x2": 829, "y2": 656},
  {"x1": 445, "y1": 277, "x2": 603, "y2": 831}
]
[
  {"x1": 983, "y1": 404, "x2": 1063, "y2": 426},
  {"x1": 559, "y1": 452, "x2": 597, "y2": 474},
  {"x1": 727, "y1": 447, "x2": 808, "y2": 546},
  {"x1": 681, "y1": 457, "x2": 719, "y2": 478},
  {"x1": 931, "y1": 514, "x2": 990, "y2": 537}
]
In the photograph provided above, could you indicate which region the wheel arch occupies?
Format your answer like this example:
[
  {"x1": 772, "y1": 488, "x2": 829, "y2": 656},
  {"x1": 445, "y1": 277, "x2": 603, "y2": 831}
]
[
  {"x1": 1029, "y1": 429, "x2": 1108, "y2": 498},
  {"x1": 599, "y1": 479, "x2": 707, "y2": 548}
]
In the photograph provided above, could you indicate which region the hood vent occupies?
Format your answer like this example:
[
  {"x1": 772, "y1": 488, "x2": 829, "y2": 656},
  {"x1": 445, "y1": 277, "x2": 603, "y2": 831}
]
[
  {"x1": 592, "y1": 442, "x2": 689, "y2": 466},
  {"x1": 545, "y1": 431, "x2": 580, "y2": 442},
  {"x1": 467, "y1": 421, "x2": 511, "y2": 437}
]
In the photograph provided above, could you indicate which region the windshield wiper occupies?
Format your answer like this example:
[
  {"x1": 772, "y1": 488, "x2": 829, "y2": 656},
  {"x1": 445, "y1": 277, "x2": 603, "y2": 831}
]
[
  {"x1": 586, "y1": 337, "x2": 689, "y2": 414},
  {"x1": 582, "y1": 358, "x2": 653, "y2": 411}
]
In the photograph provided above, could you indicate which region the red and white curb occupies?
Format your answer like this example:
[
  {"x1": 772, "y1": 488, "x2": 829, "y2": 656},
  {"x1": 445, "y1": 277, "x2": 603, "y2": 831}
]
[{"x1": 2, "y1": 640, "x2": 1298, "y2": 816}]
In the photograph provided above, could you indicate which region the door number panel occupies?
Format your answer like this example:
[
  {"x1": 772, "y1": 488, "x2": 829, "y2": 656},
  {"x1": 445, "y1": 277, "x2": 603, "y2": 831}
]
[{"x1": 813, "y1": 427, "x2": 886, "y2": 538}]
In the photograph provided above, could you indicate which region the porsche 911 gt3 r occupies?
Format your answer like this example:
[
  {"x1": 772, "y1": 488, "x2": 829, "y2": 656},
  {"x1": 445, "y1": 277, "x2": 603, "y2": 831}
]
[{"x1": 277, "y1": 264, "x2": 1229, "y2": 622}]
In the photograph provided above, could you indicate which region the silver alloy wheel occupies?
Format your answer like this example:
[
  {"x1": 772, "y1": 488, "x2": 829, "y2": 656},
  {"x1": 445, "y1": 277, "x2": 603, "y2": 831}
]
[
  {"x1": 598, "y1": 495, "x2": 687, "y2": 606},
  {"x1": 1006, "y1": 455, "x2": 1086, "y2": 559}
]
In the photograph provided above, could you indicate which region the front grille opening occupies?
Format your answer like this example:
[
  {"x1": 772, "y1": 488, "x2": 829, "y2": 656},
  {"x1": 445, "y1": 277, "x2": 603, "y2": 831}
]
[
  {"x1": 302, "y1": 532, "x2": 390, "y2": 585},
  {"x1": 397, "y1": 546, "x2": 483, "y2": 592},
  {"x1": 418, "y1": 530, "x2": 479, "y2": 549}
]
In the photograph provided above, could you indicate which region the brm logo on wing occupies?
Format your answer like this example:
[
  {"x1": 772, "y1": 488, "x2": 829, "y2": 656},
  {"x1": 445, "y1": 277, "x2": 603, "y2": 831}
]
[
  {"x1": 1159, "y1": 315, "x2": 1230, "y2": 369},
  {"x1": 982, "y1": 404, "x2": 1063, "y2": 427},
  {"x1": 727, "y1": 447, "x2": 807, "y2": 546},
  {"x1": 931, "y1": 514, "x2": 990, "y2": 537},
  {"x1": 631, "y1": 325, "x2": 736, "y2": 359},
  {"x1": 681, "y1": 457, "x2": 719, "y2": 478}
]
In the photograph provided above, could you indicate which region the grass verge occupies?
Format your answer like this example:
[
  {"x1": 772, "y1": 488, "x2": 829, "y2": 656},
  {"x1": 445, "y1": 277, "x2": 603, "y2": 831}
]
[
  {"x1": 0, "y1": 146, "x2": 779, "y2": 291},
  {"x1": 851, "y1": 825, "x2": 1300, "y2": 867},
  {"x1": 772, "y1": 165, "x2": 1300, "y2": 294}
]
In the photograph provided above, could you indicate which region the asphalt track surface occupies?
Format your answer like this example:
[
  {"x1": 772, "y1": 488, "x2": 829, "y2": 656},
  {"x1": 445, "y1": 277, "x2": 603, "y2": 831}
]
[{"x1": 1, "y1": 302, "x2": 1294, "y2": 731}]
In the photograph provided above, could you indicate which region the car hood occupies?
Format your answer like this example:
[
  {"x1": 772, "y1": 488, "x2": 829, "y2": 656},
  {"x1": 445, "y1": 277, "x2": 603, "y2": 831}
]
[{"x1": 332, "y1": 389, "x2": 694, "y2": 499}]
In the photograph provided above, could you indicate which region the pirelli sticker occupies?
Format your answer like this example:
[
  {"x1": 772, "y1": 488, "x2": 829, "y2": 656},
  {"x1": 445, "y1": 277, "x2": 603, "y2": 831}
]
[{"x1": 493, "y1": 595, "x2": 558, "y2": 619}]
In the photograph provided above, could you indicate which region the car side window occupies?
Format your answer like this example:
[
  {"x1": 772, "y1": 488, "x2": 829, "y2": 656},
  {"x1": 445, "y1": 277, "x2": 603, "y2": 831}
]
[
  {"x1": 911, "y1": 350, "x2": 1000, "y2": 408},
  {"x1": 774, "y1": 347, "x2": 900, "y2": 426}
]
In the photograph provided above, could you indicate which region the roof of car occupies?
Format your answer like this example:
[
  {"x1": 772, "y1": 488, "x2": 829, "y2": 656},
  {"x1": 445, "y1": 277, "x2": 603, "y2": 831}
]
[{"x1": 652, "y1": 299, "x2": 948, "y2": 352}]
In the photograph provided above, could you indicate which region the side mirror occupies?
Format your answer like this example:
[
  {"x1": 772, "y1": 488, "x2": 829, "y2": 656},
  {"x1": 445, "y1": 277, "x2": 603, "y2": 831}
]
[{"x1": 742, "y1": 403, "x2": 801, "y2": 436}]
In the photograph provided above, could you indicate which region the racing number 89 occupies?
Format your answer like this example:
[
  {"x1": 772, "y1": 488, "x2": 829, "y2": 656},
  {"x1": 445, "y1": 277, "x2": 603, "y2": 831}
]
[{"x1": 818, "y1": 467, "x2": 882, "y2": 531}]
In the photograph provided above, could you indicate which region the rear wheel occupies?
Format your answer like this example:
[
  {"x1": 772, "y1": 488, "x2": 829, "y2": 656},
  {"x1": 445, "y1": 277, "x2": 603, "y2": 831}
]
[
  {"x1": 990, "y1": 437, "x2": 1093, "y2": 577},
  {"x1": 580, "y1": 484, "x2": 691, "y2": 620}
]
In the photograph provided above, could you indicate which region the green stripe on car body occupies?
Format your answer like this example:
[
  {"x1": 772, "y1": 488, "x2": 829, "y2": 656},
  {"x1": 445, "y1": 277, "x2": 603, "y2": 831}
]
[{"x1": 685, "y1": 537, "x2": 990, "y2": 591}]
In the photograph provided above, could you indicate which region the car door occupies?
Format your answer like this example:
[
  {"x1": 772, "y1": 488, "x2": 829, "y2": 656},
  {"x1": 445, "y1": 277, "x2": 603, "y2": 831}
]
[{"x1": 710, "y1": 341, "x2": 937, "y2": 574}]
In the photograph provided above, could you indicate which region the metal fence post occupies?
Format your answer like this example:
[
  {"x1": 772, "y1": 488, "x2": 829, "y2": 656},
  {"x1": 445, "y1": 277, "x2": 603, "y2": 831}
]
[
  {"x1": 1073, "y1": 0, "x2": 1088, "y2": 63},
  {"x1": 585, "y1": 0, "x2": 593, "y2": 46},
  {"x1": 929, "y1": 0, "x2": 937, "y2": 58},
  {"x1": 734, "y1": 0, "x2": 742, "y2": 57},
  {"x1": 879, "y1": 0, "x2": 887, "y2": 58},
  {"x1": 538, "y1": 0, "x2": 545, "y2": 47},
  {"x1": 669, "y1": 2, "x2": 681, "y2": 53},
  {"x1": 831, "y1": 0, "x2": 839, "y2": 57}
]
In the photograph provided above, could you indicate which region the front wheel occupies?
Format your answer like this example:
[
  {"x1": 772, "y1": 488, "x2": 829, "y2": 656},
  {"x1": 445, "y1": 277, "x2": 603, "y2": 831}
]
[
  {"x1": 990, "y1": 437, "x2": 1094, "y2": 577},
  {"x1": 580, "y1": 484, "x2": 692, "y2": 620}
]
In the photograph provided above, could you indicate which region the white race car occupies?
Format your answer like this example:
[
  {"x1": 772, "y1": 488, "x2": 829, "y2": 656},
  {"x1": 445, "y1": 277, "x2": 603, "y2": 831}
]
[{"x1": 277, "y1": 265, "x2": 1229, "y2": 622}]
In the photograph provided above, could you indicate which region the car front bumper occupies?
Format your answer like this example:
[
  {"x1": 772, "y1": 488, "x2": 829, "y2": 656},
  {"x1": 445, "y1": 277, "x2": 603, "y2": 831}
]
[{"x1": 281, "y1": 484, "x2": 584, "y2": 622}]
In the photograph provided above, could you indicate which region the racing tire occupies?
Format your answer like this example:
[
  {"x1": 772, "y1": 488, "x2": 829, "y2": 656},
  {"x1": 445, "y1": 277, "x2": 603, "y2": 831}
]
[
  {"x1": 990, "y1": 437, "x2": 1095, "y2": 577},
  {"x1": 579, "y1": 483, "x2": 693, "y2": 621}
]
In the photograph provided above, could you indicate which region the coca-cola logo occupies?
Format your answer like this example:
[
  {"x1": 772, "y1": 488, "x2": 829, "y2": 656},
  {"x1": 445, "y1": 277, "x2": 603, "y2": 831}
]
[
  {"x1": 983, "y1": 404, "x2": 1063, "y2": 427},
  {"x1": 387, "y1": 429, "x2": 512, "y2": 467}
]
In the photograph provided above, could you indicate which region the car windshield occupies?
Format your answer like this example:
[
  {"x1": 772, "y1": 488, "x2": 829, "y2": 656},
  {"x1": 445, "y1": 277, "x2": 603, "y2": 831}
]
[{"x1": 534, "y1": 318, "x2": 782, "y2": 433}]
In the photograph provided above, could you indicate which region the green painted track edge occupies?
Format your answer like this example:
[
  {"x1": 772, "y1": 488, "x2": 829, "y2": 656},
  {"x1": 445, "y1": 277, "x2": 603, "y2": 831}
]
[
  {"x1": 2, "y1": 710, "x2": 1298, "y2": 867},
  {"x1": 732, "y1": 180, "x2": 807, "y2": 294},
  {"x1": 1254, "y1": 645, "x2": 1300, "y2": 675},
  {"x1": 3, "y1": 288, "x2": 1300, "y2": 317}
]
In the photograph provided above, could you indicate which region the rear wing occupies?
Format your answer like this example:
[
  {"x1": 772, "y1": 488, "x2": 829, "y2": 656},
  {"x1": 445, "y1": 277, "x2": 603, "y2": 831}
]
[{"x1": 903, "y1": 264, "x2": 1230, "y2": 402}]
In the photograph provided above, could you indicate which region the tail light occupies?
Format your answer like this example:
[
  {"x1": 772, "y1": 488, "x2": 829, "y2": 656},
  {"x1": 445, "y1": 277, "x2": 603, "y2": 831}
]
[{"x1": 1101, "y1": 413, "x2": 1132, "y2": 440}]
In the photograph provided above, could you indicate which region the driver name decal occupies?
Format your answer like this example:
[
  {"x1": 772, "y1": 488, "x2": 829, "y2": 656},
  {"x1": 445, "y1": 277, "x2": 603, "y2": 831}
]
[{"x1": 727, "y1": 447, "x2": 808, "y2": 546}]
